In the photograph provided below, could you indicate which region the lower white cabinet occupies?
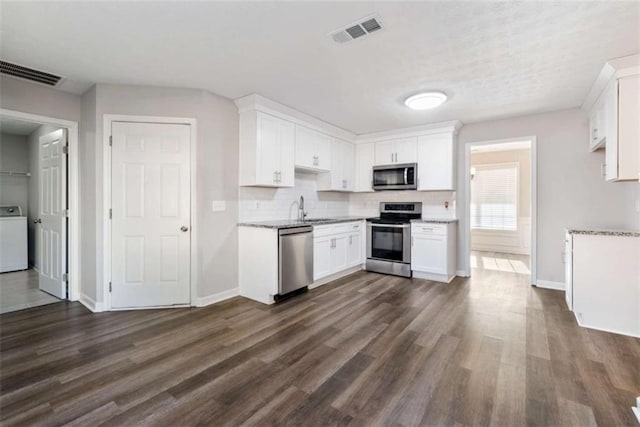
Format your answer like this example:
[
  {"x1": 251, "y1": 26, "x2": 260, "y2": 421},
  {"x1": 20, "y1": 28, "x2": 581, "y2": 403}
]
[
  {"x1": 313, "y1": 221, "x2": 364, "y2": 282},
  {"x1": 411, "y1": 222, "x2": 457, "y2": 283},
  {"x1": 565, "y1": 231, "x2": 640, "y2": 337}
]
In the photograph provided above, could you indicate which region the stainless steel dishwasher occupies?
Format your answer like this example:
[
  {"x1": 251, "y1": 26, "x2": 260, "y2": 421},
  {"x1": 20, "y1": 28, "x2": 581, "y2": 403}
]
[{"x1": 278, "y1": 225, "x2": 313, "y2": 298}]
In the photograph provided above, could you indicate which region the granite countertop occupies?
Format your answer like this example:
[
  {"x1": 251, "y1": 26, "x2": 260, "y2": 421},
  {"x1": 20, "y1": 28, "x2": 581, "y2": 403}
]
[
  {"x1": 238, "y1": 216, "x2": 368, "y2": 229},
  {"x1": 411, "y1": 218, "x2": 459, "y2": 224},
  {"x1": 566, "y1": 228, "x2": 640, "y2": 237}
]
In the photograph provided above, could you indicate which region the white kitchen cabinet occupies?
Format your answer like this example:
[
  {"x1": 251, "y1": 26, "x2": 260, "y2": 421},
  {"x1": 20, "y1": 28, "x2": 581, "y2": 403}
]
[
  {"x1": 605, "y1": 74, "x2": 640, "y2": 181},
  {"x1": 295, "y1": 125, "x2": 331, "y2": 172},
  {"x1": 417, "y1": 133, "x2": 455, "y2": 191},
  {"x1": 354, "y1": 143, "x2": 375, "y2": 192},
  {"x1": 313, "y1": 221, "x2": 364, "y2": 283},
  {"x1": 374, "y1": 137, "x2": 417, "y2": 165},
  {"x1": 347, "y1": 230, "x2": 362, "y2": 267},
  {"x1": 317, "y1": 138, "x2": 355, "y2": 192},
  {"x1": 313, "y1": 236, "x2": 332, "y2": 280},
  {"x1": 586, "y1": 54, "x2": 639, "y2": 181},
  {"x1": 565, "y1": 231, "x2": 640, "y2": 337},
  {"x1": 239, "y1": 111, "x2": 294, "y2": 187},
  {"x1": 411, "y1": 222, "x2": 457, "y2": 283}
]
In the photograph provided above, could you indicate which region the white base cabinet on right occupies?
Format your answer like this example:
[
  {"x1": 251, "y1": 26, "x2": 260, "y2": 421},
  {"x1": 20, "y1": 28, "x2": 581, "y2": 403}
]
[
  {"x1": 565, "y1": 231, "x2": 640, "y2": 338},
  {"x1": 411, "y1": 222, "x2": 457, "y2": 283}
]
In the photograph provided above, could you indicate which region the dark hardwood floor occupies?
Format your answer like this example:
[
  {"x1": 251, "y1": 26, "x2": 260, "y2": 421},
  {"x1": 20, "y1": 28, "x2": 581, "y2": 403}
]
[{"x1": 1, "y1": 269, "x2": 639, "y2": 426}]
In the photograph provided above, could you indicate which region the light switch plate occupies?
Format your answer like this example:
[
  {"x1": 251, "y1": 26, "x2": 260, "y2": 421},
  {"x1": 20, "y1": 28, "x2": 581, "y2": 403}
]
[{"x1": 211, "y1": 200, "x2": 226, "y2": 212}]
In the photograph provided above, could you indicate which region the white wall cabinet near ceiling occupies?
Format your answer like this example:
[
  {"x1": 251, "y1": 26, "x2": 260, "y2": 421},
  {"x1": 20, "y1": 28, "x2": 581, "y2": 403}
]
[
  {"x1": 239, "y1": 110, "x2": 294, "y2": 187},
  {"x1": 354, "y1": 143, "x2": 375, "y2": 192},
  {"x1": 417, "y1": 133, "x2": 455, "y2": 191},
  {"x1": 411, "y1": 222, "x2": 457, "y2": 283},
  {"x1": 295, "y1": 124, "x2": 331, "y2": 172},
  {"x1": 374, "y1": 137, "x2": 417, "y2": 165},
  {"x1": 584, "y1": 54, "x2": 640, "y2": 182},
  {"x1": 313, "y1": 221, "x2": 364, "y2": 283},
  {"x1": 317, "y1": 139, "x2": 355, "y2": 192}
]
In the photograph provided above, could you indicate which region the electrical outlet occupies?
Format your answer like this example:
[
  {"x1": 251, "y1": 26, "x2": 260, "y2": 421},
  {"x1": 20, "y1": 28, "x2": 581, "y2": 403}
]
[{"x1": 211, "y1": 200, "x2": 226, "y2": 212}]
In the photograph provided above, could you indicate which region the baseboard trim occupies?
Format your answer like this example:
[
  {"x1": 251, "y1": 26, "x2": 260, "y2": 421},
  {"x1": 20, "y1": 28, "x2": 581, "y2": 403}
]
[
  {"x1": 456, "y1": 270, "x2": 470, "y2": 277},
  {"x1": 195, "y1": 288, "x2": 239, "y2": 307},
  {"x1": 632, "y1": 397, "x2": 640, "y2": 423},
  {"x1": 79, "y1": 293, "x2": 104, "y2": 313},
  {"x1": 535, "y1": 280, "x2": 565, "y2": 291},
  {"x1": 574, "y1": 312, "x2": 639, "y2": 338},
  {"x1": 413, "y1": 270, "x2": 455, "y2": 283}
]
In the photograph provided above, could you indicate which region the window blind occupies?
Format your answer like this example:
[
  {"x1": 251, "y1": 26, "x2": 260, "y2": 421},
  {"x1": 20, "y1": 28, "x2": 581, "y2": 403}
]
[{"x1": 470, "y1": 163, "x2": 518, "y2": 231}]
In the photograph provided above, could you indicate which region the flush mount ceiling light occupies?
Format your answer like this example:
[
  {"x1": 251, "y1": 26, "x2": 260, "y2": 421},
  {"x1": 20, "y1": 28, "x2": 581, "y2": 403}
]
[{"x1": 404, "y1": 92, "x2": 448, "y2": 110}]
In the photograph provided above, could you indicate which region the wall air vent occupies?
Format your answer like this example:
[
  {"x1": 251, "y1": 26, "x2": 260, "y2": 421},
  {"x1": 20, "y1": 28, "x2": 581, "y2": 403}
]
[
  {"x1": 330, "y1": 15, "x2": 383, "y2": 44},
  {"x1": 0, "y1": 60, "x2": 62, "y2": 86}
]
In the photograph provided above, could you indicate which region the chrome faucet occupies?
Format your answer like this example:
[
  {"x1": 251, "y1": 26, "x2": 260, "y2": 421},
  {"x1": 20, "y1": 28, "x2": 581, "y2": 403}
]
[{"x1": 298, "y1": 195, "x2": 308, "y2": 221}]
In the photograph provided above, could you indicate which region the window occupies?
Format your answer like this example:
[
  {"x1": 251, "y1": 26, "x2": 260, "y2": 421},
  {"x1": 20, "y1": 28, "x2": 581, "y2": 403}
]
[{"x1": 470, "y1": 163, "x2": 518, "y2": 231}]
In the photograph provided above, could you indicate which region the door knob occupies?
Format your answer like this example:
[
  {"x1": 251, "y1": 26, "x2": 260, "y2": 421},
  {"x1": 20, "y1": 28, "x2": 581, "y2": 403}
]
[
  {"x1": 180, "y1": 226, "x2": 189, "y2": 232},
  {"x1": 33, "y1": 218, "x2": 41, "y2": 224}
]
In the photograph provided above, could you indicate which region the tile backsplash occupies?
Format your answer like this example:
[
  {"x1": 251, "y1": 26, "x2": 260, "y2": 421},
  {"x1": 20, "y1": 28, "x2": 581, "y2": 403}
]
[
  {"x1": 238, "y1": 171, "x2": 349, "y2": 222},
  {"x1": 349, "y1": 191, "x2": 456, "y2": 218},
  {"x1": 239, "y1": 170, "x2": 456, "y2": 222}
]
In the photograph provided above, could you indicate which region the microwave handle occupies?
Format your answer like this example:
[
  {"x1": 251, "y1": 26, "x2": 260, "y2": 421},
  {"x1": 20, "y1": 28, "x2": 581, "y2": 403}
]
[{"x1": 404, "y1": 168, "x2": 408, "y2": 185}]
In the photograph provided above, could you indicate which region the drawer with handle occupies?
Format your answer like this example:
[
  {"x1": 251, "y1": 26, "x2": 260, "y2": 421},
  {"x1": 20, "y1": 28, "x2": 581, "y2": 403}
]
[{"x1": 411, "y1": 223, "x2": 447, "y2": 236}]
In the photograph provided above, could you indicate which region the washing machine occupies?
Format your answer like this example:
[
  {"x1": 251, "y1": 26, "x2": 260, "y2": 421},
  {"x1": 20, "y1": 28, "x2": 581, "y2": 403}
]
[{"x1": 0, "y1": 205, "x2": 28, "y2": 273}]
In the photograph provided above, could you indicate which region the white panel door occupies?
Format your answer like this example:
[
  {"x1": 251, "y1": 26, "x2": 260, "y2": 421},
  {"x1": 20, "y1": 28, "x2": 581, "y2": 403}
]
[
  {"x1": 38, "y1": 129, "x2": 67, "y2": 299},
  {"x1": 111, "y1": 122, "x2": 191, "y2": 308}
]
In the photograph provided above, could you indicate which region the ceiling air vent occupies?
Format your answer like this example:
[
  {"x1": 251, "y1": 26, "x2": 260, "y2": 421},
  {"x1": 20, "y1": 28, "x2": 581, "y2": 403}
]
[
  {"x1": 330, "y1": 15, "x2": 383, "y2": 44},
  {"x1": 0, "y1": 60, "x2": 62, "y2": 86}
]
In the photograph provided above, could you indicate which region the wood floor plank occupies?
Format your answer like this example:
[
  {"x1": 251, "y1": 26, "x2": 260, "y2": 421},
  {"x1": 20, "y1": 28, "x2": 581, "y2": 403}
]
[{"x1": 1, "y1": 268, "x2": 638, "y2": 426}]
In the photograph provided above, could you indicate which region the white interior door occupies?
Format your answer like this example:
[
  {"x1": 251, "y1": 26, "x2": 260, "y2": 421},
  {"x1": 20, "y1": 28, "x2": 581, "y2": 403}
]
[
  {"x1": 38, "y1": 129, "x2": 67, "y2": 299},
  {"x1": 111, "y1": 122, "x2": 191, "y2": 308}
]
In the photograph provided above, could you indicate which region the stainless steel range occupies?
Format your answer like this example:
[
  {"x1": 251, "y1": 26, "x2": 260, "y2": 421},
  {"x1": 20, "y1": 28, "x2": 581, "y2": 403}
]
[{"x1": 366, "y1": 202, "x2": 422, "y2": 277}]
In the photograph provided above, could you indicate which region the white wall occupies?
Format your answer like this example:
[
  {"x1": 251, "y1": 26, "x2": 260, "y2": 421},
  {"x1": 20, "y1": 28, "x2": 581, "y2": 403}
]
[
  {"x1": 239, "y1": 171, "x2": 349, "y2": 222},
  {"x1": 0, "y1": 132, "x2": 29, "y2": 214},
  {"x1": 457, "y1": 108, "x2": 640, "y2": 284},
  {"x1": 88, "y1": 83, "x2": 239, "y2": 304},
  {"x1": 349, "y1": 190, "x2": 456, "y2": 219},
  {"x1": 470, "y1": 148, "x2": 531, "y2": 254}
]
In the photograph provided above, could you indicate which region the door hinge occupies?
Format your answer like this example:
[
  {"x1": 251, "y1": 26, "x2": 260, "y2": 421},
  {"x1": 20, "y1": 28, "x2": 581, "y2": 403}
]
[
  {"x1": 62, "y1": 273, "x2": 69, "y2": 282},
  {"x1": 109, "y1": 135, "x2": 113, "y2": 146},
  {"x1": 62, "y1": 145, "x2": 69, "y2": 154},
  {"x1": 109, "y1": 208, "x2": 112, "y2": 219},
  {"x1": 109, "y1": 282, "x2": 112, "y2": 292}
]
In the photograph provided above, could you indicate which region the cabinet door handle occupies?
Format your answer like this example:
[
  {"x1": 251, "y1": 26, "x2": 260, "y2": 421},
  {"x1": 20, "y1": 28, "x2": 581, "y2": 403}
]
[
  {"x1": 349, "y1": 235, "x2": 352, "y2": 245},
  {"x1": 391, "y1": 153, "x2": 394, "y2": 163},
  {"x1": 273, "y1": 171, "x2": 277, "y2": 183}
]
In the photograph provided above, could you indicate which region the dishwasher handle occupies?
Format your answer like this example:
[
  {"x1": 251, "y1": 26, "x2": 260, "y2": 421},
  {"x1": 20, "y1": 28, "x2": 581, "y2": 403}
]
[{"x1": 279, "y1": 226, "x2": 313, "y2": 236}]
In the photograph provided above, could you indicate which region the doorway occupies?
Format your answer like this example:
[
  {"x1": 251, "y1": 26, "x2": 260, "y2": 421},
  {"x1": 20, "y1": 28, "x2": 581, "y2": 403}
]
[
  {"x1": 464, "y1": 137, "x2": 537, "y2": 284},
  {"x1": 0, "y1": 110, "x2": 80, "y2": 313},
  {"x1": 104, "y1": 116, "x2": 196, "y2": 310}
]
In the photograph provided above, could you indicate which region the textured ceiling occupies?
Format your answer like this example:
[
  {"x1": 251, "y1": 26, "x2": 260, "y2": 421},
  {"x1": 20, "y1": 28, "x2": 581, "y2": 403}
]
[
  {"x1": 1, "y1": 1, "x2": 638, "y2": 134},
  {"x1": 0, "y1": 117, "x2": 41, "y2": 136}
]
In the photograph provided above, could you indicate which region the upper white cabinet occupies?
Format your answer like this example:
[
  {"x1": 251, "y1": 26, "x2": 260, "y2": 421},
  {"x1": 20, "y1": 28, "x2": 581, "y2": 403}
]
[
  {"x1": 417, "y1": 133, "x2": 455, "y2": 191},
  {"x1": 374, "y1": 137, "x2": 417, "y2": 165},
  {"x1": 239, "y1": 111, "x2": 294, "y2": 187},
  {"x1": 354, "y1": 143, "x2": 375, "y2": 192},
  {"x1": 295, "y1": 125, "x2": 331, "y2": 172},
  {"x1": 584, "y1": 54, "x2": 640, "y2": 182},
  {"x1": 317, "y1": 139, "x2": 355, "y2": 191}
]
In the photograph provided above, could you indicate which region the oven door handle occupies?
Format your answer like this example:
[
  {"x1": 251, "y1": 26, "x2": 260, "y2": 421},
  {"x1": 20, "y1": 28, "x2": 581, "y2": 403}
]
[{"x1": 368, "y1": 223, "x2": 410, "y2": 229}]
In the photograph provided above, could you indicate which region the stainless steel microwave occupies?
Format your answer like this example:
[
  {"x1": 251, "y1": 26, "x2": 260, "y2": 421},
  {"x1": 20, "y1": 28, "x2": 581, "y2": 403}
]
[{"x1": 372, "y1": 163, "x2": 418, "y2": 191}]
